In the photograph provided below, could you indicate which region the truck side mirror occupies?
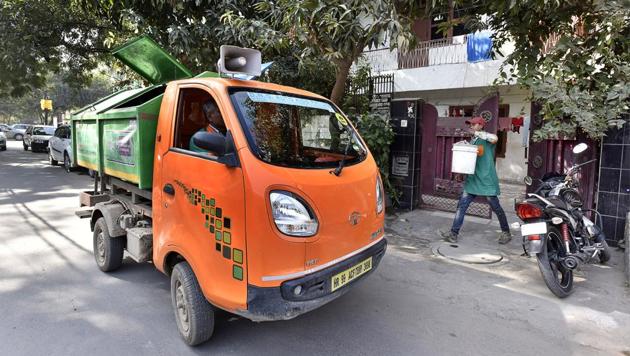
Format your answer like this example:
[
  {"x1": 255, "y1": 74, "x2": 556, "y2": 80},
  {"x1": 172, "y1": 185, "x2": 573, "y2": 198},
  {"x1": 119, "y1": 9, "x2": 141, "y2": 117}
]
[
  {"x1": 192, "y1": 131, "x2": 226, "y2": 156},
  {"x1": 191, "y1": 130, "x2": 240, "y2": 168}
]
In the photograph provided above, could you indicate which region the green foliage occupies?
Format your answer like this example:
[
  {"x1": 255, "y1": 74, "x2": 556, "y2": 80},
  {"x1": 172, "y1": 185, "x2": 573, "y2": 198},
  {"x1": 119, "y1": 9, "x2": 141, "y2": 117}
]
[
  {"x1": 262, "y1": 56, "x2": 336, "y2": 98},
  {"x1": 469, "y1": 0, "x2": 630, "y2": 141},
  {"x1": 221, "y1": 0, "x2": 415, "y2": 103},
  {"x1": 355, "y1": 112, "x2": 400, "y2": 206},
  {"x1": 0, "y1": 73, "x2": 114, "y2": 124},
  {"x1": 0, "y1": 0, "x2": 124, "y2": 97},
  {"x1": 341, "y1": 64, "x2": 372, "y2": 116}
]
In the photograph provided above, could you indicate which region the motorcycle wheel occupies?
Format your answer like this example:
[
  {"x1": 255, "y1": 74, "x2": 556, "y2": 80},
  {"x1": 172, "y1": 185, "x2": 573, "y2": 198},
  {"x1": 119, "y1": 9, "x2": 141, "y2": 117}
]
[
  {"x1": 536, "y1": 226, "x2": 573, "y2": 298},
  {"x1": 599, "y1": 240, "x2": 611, "y2": 264}
]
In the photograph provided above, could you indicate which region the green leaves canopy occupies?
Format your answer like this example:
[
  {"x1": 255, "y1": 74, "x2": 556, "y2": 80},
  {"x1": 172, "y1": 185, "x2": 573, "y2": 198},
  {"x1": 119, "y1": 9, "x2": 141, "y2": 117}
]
[
  {"x1": 221, "y1": 0, "x2": 415, "y2": 103},
  {"x1": 473, "y1": 0, "x2": 630, "y2": 140}
]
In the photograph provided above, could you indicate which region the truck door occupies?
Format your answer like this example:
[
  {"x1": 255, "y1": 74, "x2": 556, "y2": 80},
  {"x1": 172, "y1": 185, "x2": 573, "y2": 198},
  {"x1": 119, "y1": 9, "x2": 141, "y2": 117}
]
[{"x1": 158, "y1": 85, "x2": 248, "y2": 311}]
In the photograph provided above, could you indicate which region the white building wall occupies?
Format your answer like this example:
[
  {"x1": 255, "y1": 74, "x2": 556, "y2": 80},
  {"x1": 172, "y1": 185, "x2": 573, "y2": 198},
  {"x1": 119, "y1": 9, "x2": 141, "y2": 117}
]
[{"x1": 394, "y1": 60, "x2": 507, "y2": 92}]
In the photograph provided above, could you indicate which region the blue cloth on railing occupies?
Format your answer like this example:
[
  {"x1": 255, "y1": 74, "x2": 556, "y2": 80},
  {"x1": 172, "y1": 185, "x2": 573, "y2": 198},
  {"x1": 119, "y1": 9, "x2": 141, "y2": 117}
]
[{"x1": 467, "y1": 31, "x2": 492, "y2": 63}]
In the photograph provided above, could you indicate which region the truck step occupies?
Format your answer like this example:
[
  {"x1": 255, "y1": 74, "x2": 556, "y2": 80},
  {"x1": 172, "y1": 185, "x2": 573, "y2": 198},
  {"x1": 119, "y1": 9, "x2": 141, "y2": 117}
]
[{"x1": 75, "y1": 207, "x2": 94, "y2": 219}]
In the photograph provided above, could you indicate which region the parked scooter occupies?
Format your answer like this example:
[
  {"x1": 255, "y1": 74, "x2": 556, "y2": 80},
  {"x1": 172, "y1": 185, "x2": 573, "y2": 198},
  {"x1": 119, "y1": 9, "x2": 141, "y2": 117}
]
[{"x1": 514, "y1": 143, "x2": 611, "y2": 298}]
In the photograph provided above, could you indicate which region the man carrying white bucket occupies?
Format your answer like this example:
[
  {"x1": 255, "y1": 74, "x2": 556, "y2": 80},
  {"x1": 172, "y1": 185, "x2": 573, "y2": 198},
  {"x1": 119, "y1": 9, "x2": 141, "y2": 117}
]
[{"x1": 440, "y1": 116, "x2": 512, "y2": 244}]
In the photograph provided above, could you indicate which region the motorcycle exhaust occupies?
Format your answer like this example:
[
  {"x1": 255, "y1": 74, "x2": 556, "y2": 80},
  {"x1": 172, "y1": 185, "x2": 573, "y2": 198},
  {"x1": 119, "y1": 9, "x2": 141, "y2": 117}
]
[
  {"x1": 561, "y1": 252, "x2": 590, "y2": 270},
  {"x1": 563, "y1": 255, "x2": 580, "y2": 269}
]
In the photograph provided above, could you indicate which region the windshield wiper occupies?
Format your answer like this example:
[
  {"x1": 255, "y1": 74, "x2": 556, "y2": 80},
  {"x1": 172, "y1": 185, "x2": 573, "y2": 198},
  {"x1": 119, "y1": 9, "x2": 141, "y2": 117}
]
[{"x1": 331, "y1": 125, "x2": 354, "y2": 177}]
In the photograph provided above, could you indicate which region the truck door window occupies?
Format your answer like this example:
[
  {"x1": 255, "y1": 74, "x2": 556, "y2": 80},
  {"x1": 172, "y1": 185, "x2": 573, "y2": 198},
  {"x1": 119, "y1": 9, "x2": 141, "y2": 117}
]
[{"x1": 174, "y1": 88, "x2": 227, "y2": 152}]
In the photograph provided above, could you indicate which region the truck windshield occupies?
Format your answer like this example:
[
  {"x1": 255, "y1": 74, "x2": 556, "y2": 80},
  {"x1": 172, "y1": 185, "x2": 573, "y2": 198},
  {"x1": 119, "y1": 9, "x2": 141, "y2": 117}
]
[{"x1": 230, "y1": 89, "x2": 367, "y2": 169}]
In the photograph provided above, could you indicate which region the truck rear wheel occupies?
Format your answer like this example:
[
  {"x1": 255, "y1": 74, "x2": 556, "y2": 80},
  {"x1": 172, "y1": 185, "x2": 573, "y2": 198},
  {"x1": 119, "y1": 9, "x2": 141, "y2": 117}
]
[
  {"x1": 171, "y1": 261, "x2": 215, "y2": 346},
  {"x1": 93, "y1": 217, "x2": 124, "y2": 272}
]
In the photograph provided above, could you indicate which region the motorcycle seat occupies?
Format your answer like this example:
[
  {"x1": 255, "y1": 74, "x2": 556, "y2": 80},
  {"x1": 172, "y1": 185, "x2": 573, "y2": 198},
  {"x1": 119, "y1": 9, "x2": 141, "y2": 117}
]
[{"x1": 547, "y1": 197, "x2": 568, "y2": 210}]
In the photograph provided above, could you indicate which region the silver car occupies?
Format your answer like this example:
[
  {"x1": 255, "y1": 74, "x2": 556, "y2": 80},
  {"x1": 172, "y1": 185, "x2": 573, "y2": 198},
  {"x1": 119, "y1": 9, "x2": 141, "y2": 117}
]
[
  {"x1": 0, "y1": 131, "x2": 6, "y2": 151},
  {"x1": 24, "y1": 125, "x2": 55, "y2": 152},
  {"x1": 9, "y1": 124, "x2": 30, "y2": 140}
]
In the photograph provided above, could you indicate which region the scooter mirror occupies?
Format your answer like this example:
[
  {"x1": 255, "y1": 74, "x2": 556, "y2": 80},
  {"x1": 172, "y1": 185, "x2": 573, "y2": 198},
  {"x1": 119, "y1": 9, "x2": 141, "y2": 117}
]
[
  {"x1": 524, "y1": 176, "x2": 533, "y2": 186},
  {"x1": 573, "y1": 143, "x2": 588, "y2": 154}
]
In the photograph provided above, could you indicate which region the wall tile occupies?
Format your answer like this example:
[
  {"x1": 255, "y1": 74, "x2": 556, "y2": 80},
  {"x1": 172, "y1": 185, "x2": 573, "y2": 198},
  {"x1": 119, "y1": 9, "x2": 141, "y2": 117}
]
[
  {"x1": 597, "y1": 192, "x2": 619, "y2": 216},
  {"x1": 601, "y1": 215, "x2": 617, "y2": 241},
  {"x1": 618, "y1": 193, "x2": 630, "y2": 218},
  {"x1": 622, "y1": 117, "x2": 630, "y2": 144},
  {"x1": 601, "y1": 145, "x2": 622, "y2": 168},
  {"x1": 598, "y1": 168, "x2": 620, "y2": 192},
  {"x1": 623, "y1": 145, "x2": 630, "y2": 169},
  {"x1": 604, "y1": 127, "x2": 624, "y2": 144},
  {"x1": 620, "y1": 170, "x2": 630, "y2": 194}
]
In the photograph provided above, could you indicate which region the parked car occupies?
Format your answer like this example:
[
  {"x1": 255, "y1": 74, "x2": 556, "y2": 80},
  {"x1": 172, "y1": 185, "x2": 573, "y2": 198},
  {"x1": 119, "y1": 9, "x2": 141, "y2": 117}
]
[
  {"x1": 0, "y1": 131, "x2": 6, "y2": 151},
  {"x1": 23, "y1": 125, "x2": 55, "y2": 152},
  {"x1": 9, "y1": 124, "x2": 30, "y2": 140},
  {"x1": 0, "y1": 124, "x2": 11, "y2": 134},
  {"x1": 48, "y1": 125, "x2": 74, "y2": 172}
]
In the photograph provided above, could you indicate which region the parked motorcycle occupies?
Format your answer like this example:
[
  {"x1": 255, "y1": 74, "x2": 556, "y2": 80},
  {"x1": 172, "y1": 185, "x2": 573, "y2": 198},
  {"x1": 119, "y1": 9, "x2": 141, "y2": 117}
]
[{"x1": 514, "y1": 143, "x2": 611, "y2": 298}]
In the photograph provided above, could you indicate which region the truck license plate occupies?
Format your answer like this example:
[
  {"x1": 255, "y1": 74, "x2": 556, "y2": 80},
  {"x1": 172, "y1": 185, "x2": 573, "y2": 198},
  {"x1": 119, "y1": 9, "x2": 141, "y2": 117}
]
[
  {"x1": 331, "y1": 257, "x2": 372, "y2": 292},
  {"x1": 521, "y1": 222, "x2": 547, "y2": 236}
]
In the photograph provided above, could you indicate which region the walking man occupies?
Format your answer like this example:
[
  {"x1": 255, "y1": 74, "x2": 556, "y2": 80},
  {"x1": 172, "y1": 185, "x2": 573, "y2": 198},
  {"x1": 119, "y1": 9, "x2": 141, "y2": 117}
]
[{"x1": 440, "y1": 117, "x2": 512, "y2": 244}]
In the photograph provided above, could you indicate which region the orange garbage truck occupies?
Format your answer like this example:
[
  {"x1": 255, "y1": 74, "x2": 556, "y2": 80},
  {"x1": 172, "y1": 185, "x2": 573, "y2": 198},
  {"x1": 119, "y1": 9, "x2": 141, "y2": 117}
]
[{"x1": 73, "y1": 36, "x2": 386, "y2": 345}]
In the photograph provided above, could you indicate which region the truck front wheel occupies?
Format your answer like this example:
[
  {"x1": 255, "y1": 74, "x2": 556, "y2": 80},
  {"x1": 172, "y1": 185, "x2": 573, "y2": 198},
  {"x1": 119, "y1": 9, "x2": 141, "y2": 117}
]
[
  {"x1": 171, "y1": 261, "x2": 215, "y2": 346},
  {"x1": 93, "y1": 217, "x2": 124, "y2": 272}
]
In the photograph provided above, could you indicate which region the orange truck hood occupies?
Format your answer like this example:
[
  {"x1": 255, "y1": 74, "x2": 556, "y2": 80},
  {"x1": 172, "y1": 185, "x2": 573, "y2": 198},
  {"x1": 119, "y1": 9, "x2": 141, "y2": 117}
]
[{"x1": 241, "y1": 148, "x2": 385, "y2": 287}]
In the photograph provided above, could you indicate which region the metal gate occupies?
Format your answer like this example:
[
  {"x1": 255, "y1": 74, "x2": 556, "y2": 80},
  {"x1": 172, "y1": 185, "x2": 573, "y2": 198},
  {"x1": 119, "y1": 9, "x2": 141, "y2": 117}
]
[
  {"x1": 526, "y1": 103, "x2": 598, "y2": 210},
  {"x1": 419, "y1": 94, "x2": 500, "y2": 218}
]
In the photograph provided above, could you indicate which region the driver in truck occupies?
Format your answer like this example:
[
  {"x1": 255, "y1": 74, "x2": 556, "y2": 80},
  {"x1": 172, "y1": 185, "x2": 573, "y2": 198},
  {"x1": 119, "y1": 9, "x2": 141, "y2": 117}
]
[
  {"x1": 189, "y1": 99, "x2": 227, "y2": 153},
  {"x1": 440, "y1": 116, "x2": 512, "y2": 244}
]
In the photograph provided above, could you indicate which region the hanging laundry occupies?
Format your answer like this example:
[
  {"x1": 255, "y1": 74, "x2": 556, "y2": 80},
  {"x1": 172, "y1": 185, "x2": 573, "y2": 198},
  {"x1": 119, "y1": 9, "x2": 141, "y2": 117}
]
[
  {"x1": 512, "y1": 116, "x2": 524, "y2": 133},
  {"x1": 467, "y1": 31, "x2": 493, "y2": 63}
]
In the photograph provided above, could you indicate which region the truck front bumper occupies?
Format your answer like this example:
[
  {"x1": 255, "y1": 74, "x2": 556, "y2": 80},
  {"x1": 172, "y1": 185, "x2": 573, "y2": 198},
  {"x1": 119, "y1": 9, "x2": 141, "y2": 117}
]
[{"x1": 240, "y1": 238, "x2": 387, "y2": 321}]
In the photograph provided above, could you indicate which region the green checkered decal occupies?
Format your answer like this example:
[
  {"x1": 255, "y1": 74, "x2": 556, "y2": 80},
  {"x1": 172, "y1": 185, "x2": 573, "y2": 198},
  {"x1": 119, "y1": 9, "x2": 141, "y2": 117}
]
[{"x1": 175, "y1": 180, "x2": 243, "y2": 281}]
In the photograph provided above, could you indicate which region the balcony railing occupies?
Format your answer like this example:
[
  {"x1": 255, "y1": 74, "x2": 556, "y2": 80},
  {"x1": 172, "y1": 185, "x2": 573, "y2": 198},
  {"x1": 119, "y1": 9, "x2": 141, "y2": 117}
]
[{"x1": 361, "y1": 34, "x2": 493, "y2": 74}]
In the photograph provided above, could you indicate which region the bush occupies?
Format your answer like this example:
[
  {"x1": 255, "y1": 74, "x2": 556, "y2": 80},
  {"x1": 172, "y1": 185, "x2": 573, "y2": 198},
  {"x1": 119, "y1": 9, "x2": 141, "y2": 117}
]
[{"x1": 355, "y1": 112, "x2": 400, "y2": 206}]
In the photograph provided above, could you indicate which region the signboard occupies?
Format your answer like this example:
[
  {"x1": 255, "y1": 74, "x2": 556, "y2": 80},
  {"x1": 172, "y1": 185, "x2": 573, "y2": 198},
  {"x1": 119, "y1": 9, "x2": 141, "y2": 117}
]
[{"x1": 392, "y1": 155, "x2": 409, "y2": 177}]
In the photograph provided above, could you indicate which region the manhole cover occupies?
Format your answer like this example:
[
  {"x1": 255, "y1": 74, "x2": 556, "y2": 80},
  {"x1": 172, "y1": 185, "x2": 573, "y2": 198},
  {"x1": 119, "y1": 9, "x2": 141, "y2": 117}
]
[{"x1": 436, "y1": 243, "x2": 503, "y2": 264}]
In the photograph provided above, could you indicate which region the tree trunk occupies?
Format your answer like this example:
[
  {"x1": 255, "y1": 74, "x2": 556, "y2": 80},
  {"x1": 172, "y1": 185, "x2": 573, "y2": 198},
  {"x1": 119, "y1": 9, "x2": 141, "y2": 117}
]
[{"x1": 329, "y1": 59, "x2": 353, "y2": 105}]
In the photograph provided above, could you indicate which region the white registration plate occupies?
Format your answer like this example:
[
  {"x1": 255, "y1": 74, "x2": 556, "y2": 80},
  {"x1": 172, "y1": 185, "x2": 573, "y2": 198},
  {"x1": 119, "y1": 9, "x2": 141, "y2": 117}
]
[{"x1": 521, "y1": 222, "x2": 547, "y2": 236}]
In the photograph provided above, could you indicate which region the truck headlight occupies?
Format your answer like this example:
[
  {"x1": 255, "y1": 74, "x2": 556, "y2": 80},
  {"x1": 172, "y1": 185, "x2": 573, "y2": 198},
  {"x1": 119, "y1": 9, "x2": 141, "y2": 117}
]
[
  {"x1": 270, "y1": 191, "x2": 318, "y2": 237},
  {"x1": 376, "y1": 175, "x2": 384, "y2": 214}
]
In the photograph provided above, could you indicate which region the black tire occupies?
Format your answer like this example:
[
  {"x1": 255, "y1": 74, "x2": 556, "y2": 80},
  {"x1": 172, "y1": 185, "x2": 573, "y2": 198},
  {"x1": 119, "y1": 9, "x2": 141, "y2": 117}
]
[
  {"x1": 49, "y1": 151, "x2": 58, "y2": 166},
  {"x1": 63, "y1": 153, "x2": 73, "y2": 173},
  {"x1": 23, "y1": 143, "x2": 28, "y2": 151},
  {"x1": 14, "y1": 134, "x2": 23, "y2": 141},
  {"x1": 536, "y1": 226, "x2": 573, "y2": 298},
  {"x1": 171, "y1": 262, "x2": 215, "y2": 346},
  {"x1": 93, "y1": 217, "x2": 124, "y2": 272},
  {"x1": 0, "y1": 145, "x2": 6, "y2": 151},
  {"x1": 599, "y1": 239, "x2": 611, "y2": 264}
]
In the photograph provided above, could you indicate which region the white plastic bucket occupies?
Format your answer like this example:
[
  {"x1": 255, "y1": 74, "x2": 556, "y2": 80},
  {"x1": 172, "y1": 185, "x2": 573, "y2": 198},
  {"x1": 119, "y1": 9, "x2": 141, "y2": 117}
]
[{"x1": 451, "y1": 142, "x2": 478, "y2": 174}]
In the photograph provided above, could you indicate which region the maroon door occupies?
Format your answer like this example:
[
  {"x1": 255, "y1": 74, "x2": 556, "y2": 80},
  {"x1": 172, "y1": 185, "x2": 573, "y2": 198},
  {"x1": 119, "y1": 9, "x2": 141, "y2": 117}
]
[
  {"x1": 526, "y1": 103, "x2": 599, "y2": 210},
  {"x1": 420, "y1": 94, "x2": 499, "y2": 218}
]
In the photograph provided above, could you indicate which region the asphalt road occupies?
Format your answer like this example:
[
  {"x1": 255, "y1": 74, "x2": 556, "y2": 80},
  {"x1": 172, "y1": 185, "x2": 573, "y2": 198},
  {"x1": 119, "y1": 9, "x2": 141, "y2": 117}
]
[{"x1": 1, "y1": 139, "x2": 630, "y2": 356}]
